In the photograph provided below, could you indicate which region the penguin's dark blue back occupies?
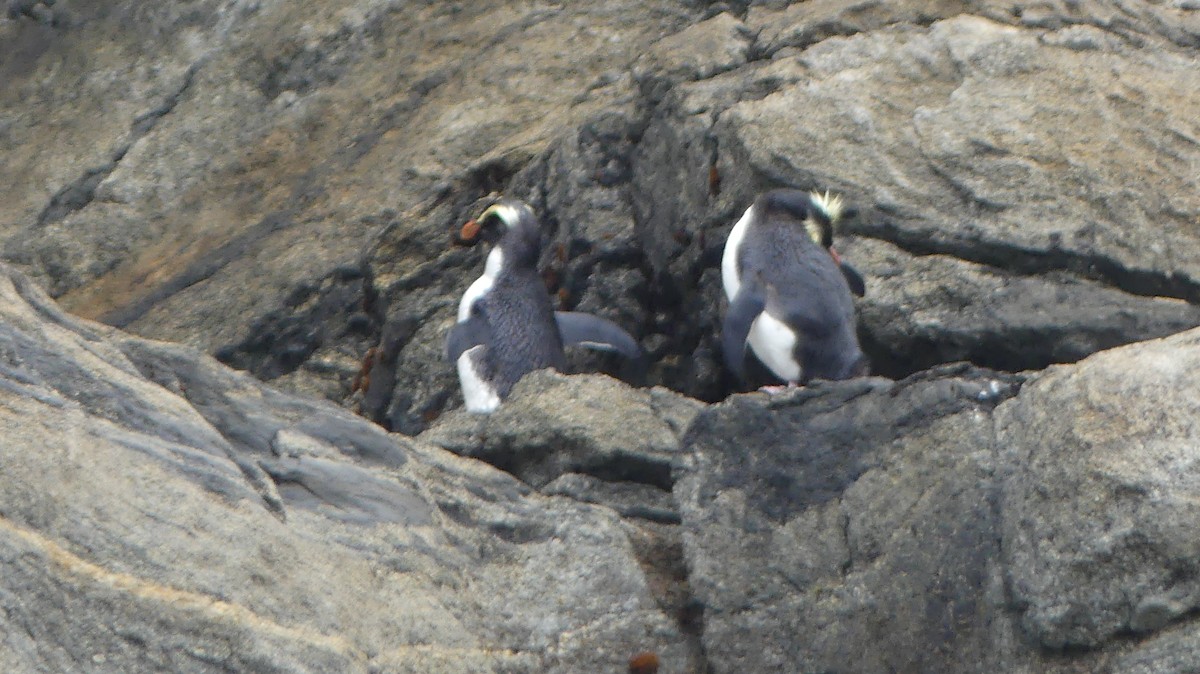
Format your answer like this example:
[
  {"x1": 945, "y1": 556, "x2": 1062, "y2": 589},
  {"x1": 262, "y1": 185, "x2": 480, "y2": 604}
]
[{"x1": 737, "y1": 208, "x2": 856, "y2": 332}]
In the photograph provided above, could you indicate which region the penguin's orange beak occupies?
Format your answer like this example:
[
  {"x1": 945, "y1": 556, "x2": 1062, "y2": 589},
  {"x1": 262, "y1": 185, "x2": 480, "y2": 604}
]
[
  {"x1": 828, "y1": 246, "x2": 844, "y2": 265},
  {"x1": 457, "y1": 218, "x2": 482, "y2": 245}
]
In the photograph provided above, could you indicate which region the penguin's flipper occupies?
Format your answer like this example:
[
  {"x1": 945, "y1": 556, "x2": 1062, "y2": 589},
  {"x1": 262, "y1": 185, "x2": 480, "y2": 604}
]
[
  {"x1": 554, "y1": 311, "x2": 643, "y2": 360},
  {"x1": 840, "y1": 262, "x2": 866, "y2": 297},
  {"x1": 446, "y1": 316, "x2": 491, "y2": 363},
  {"x1": 722, "y1": 281, "x2": 767, "y2": 381}
]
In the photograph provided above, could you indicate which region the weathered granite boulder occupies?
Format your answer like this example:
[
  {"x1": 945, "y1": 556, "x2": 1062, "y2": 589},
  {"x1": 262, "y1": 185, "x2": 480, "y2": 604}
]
[
  {"x1": 676, "y1": 367, "x2": 1022, "y2": 673},
  {"x1": 7, "y1": 252, "x2": 1200, "y2": 673},
  {"x1": 5, "y1": 2, "x2": 1200, "y2": 672},
  {"x1": 422, "y1": 370, "x2": 701, "y2": 522}
]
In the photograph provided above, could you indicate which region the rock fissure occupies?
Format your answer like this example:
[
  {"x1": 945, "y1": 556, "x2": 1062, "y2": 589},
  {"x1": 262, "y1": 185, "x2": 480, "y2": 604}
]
[
  {"x1": 101, "y1": 208, "x2": 300, "y2": 328},
  {"x1": 852, "y1": 220, "x2": 1200, "y2": 304},
  {"x1": 36, "y1": 63, "x2": 199, "y2": 228}
]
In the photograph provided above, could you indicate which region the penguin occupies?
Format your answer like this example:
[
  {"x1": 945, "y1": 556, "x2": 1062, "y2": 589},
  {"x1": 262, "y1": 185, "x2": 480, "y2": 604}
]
[
  {"x1": 445, "y1": 197, "x2": 643, "y2": 412},
  {"x1": 720, "y1": 188, "x2": 868, "y2": 387}
]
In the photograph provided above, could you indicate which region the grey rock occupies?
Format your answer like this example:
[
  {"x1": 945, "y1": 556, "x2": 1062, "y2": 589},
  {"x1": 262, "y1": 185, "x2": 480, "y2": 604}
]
[
  {"x1": 0, "y1": 1, "x2": 701, "y2": 359},
  {"x1": 543, "y1": 472, "x2": 681, "y2": 524},
  {"x1": 734, "y1": 12, "x2": 1200, "y2": 293},
  {"x1": 622, "y1": 4, "x2": 1200, "y2": 399},
  {"x1": 5, "y1": 3, "x2": 1200, "y2": 671},
  {"x1": 998, "y1": 329, "x2": 1200, "y2": 649},
  {"x1": 677, "y1": 330, "x2": 1200, "y2": 672},
  {"x1": 1111, "y1": 623, "x2": 1200, "y2": 674},
  {"x1": 634, "y1": 12, "x2": 752, "y2": 89},
  {"x1": 6, "y1": 0, "x2": 1199, "y2": 430},
  {"x1": 841, "y1": 236, "x2": 1200, "y2": 377},
  {"x1": 259, "y1": 454, "x2": 431, "y2": 526},
  {"x1": 4, "y1": 0, "x2": 64, "y2": 25}
]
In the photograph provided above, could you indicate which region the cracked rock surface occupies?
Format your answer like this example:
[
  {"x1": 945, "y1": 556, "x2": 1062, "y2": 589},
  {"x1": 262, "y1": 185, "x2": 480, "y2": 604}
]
[
  {"x1": 677, "y1": 368, "x2": 1019, "y2": 673},
  {"x1": 421, "y1": 370, "x2": 700, "y2": 493},
  {"x1": 999, "y1": 330, "x2": 1200, "y2": 651},
  {"x1": 7, "y1": 260, "x2": 1200, "y2": 672}
]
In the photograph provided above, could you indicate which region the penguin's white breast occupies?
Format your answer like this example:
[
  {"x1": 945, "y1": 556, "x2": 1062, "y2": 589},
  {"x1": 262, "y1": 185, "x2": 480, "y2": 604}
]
[
  {"x1": 721, "y1": 204, "x2": 803, "y2": 382},
  {"x1": 721, "y1": 204, "x2": 755, "y2": 300},
  {"x1": 456, "y1": 346, "x2": 501, "y2": 413},
  {"x1": 748, "y1": 313, "x2": 802, "y2": 383},
  {"x1": 455, "y1": 247, "x2": 506, "y2": 411},
  {"x1": 457, "y1": 248, "x2": 505, "y2": 321}
]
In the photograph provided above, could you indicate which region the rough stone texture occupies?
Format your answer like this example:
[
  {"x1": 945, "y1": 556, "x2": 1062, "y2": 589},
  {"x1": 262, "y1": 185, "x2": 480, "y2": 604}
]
[
  {"x1": 0, "y1": 1, "x2": 701, "y2": 426},
  {"x1": 841, "y1": 236, "x2": 1200, "y2": 377},
  {"x1": 421, "y1": 370, "x2": 700, "y2": 494},
  {"x1": 0, "y1": 265, "x2": 691, "y2": 673},
  {"x1": 676, "y1": 368, "x2": 1023, "y2": 673},
  {"x1": 629, "y1": 4, "x2": 1200, "y2": 402},
  {"x1": 11, "y1": 247, "x2": 1200, "y2": 671},
  {"x1": 999, "y1": 329, "x2": 1200, "y2": 650}
]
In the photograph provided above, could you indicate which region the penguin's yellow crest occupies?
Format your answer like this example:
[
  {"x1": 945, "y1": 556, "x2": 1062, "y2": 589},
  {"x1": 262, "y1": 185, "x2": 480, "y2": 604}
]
[{"x1": 809, "y1": 190, "x2": 845, "y2": 223}]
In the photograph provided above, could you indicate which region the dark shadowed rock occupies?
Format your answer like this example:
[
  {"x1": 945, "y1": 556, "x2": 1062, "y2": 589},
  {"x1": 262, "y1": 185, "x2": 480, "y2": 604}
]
[
  {"x1": 677, "y1": 330, "x2": 1200, "y2": 672},
  {"x1": 841, "y1": 237, "x2": 1200, "y2": 377},
  {"x1": 544, "y1": 472, "x2": 681, "y2": 525},
  {"x1": 5, "y1": 0, "x2": 68, "y2": 26}
]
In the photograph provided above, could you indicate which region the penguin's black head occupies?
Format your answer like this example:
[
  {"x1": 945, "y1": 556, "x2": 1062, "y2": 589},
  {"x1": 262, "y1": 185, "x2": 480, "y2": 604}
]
[
  {"x1": 758, "y1": 188, "x2": 850, "y2": 248},
  {"x1": 458, "y1": 197, "x2": 542, "y2": 267},
  {"x1": 800, "y1": 343, "x2": 870, "y2": 384},
  {"x1": 759, "y1": 188, "x2": 865, "y2": 297}
]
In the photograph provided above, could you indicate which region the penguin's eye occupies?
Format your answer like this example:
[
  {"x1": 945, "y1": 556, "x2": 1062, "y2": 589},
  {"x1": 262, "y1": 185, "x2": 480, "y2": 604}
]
[{"x1": 803, "y1": 218, "x2": 832, "y2": 248}]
